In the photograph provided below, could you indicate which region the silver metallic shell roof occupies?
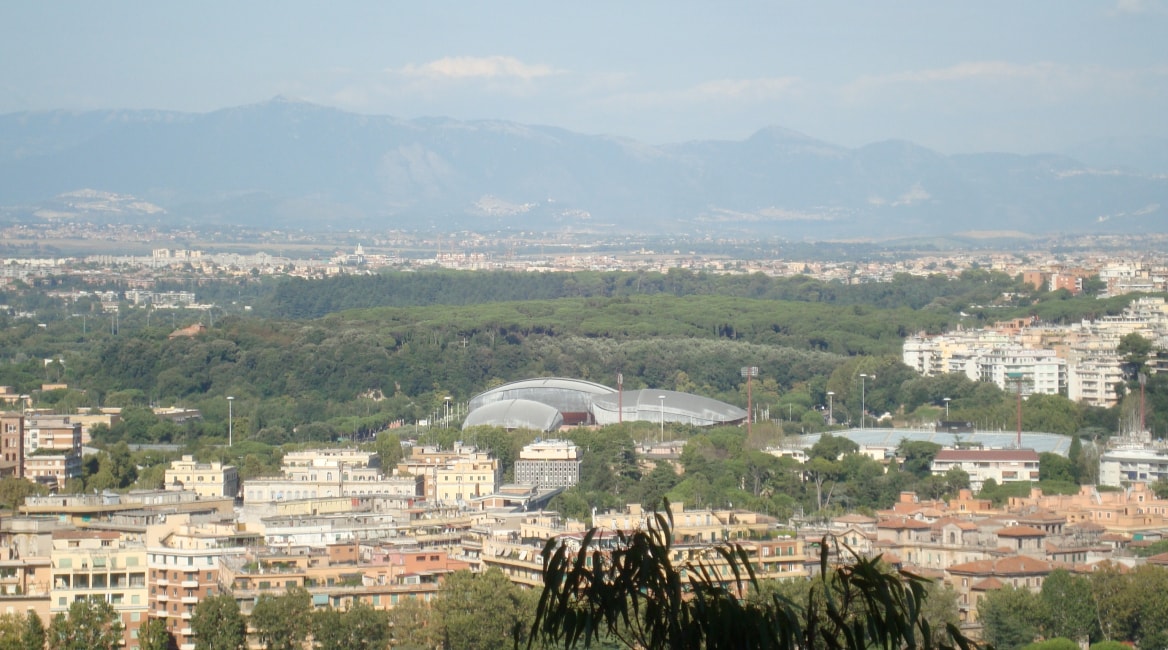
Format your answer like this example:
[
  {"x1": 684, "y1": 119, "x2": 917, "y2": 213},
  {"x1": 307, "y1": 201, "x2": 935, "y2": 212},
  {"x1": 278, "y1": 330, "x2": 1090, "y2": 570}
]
[
  {"x1": 590, "y1": 389, "x2": 747, "y2": 427},
  {"x1": 461, "y1": 398, "x2": 565, "y2": 433},
  {"x1": 468, "y1": 377, "x2": 617, "y2": 414}
]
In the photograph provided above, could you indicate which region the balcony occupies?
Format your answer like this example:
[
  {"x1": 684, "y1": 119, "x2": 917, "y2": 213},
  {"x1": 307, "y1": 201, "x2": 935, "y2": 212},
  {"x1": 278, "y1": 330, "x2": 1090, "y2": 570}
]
[
  {"x1": 156, "y1": 578, "x2": 169, "y2": 587},
  {"x1": 181, "y1": 580, "x2": 199, "y2": 588},
  {"x1": 181, "y1": 596, "x2": 199, "y2": 604},
  {"x1": 156, "y1": 593, "x2": 169, "y2": 602}
]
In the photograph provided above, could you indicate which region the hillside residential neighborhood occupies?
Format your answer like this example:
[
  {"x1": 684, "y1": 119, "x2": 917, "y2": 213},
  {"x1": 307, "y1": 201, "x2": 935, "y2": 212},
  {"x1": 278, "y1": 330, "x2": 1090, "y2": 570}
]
[{"x1": 4, "y1": 426, "x2": 1168, "y2": 648}]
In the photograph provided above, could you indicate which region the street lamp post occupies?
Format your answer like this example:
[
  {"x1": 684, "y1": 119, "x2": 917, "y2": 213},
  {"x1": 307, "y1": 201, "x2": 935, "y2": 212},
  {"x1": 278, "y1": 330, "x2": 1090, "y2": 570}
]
[
  {"x1": 944, "y1": 397, "x2": 951, "y2": 420},
  {"x1": 227, "y1": 396, "x2": 234, "y2": 447},
  {"x1": 444, "y1": 396, "x2": 452, "y2": 427},
  {"x1": 658, "y1": 395, "x2": 666, "y2": 443},
  {"x1": 826, "y1": 391, "x2": 834, "y2": 427}
]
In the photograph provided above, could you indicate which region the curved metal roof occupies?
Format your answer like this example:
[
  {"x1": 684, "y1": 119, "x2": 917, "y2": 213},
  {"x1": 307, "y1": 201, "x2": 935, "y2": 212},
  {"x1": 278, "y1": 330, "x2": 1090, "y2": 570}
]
[
  {"x1": 462, "y1": 398, "x2": 564, "y2": 432},
  {"x1": 590, "y1": 389, "x2": 747, "y2": 427},
  {"x1": 791, "y1": 429, "x2": 1073, "y2": 455},
  {"x1": 468, "y1": 377, "x2": 616, "y2": 415}
]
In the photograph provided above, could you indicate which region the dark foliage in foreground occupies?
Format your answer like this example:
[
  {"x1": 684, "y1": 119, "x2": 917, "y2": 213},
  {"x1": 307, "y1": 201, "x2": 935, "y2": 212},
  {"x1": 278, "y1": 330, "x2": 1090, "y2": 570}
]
[{"x1": 528, "y1": 508, "x2": 984, "y2": 650}]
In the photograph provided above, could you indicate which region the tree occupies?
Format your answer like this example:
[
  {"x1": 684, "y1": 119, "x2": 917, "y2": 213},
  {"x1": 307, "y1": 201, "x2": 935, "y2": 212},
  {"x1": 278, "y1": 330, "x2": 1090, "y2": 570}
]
[
  {"x1": 0, "y1": 477, "x2": 47, "y2": 510},
  {"x1": 1021, "y1": 640, "x2": 1078, "y2": 650},
  {"x1": 528, "y1": 508, "x2": 981, "y2": 650},
  {"x1": 898, "y1": 441, "x2": 942, "y2": 478},
  {"x1": 21, "y1": 611, "x2": 45, "y2": 650},
  {"x1": 435, "y1": 568, "x2": 534, "y2": 649},
  {"x1": 804, "y1": 457, "x2": 841, "y2": 511},
  {"x1": 809, "y1": 433, "x2": 859, "y2": 461},
  {"x1": 47, "y1": 598, "x2": 123, "y2": 650},
  {"x1": 386, "y1": 596, "x2": 439, "y2": 650},
  {"x1": 0, "y1": 614, "x2": 23, "y2": 650},
  {"x1": 1040, "y1": 569, "x2": 1097, "y2": 644},
  {"x1": 313, "y1": 601, "x2": 390, "y2": 650},
  {"x1": 250, "y1": 587, "x2": 312, "y2": 650},
  {"x1": 138, "y1": 618, "x2": 174, "y2": 650},
  {"x1": 1039, "y1": 453, "x2": 1076, "y2": 484},
  {"x1": 978, "y1": 585, "x2": 1047, "y2": 650},
  {"x1": 1066, "y1": 435, "x2": 1083, "y2": 484},
  {"x1": 943, "y1": 467, "x2": 970, "y2": 495},
  {"x1": 920, "y1": 582, "x2": 962, "y2": 648},
  {"x1": 1116, "y1": 332, "x2": 1153, "y2": 372},
  {"x1": 191, "y1": 593, "x2": 246, "y2": 650}
]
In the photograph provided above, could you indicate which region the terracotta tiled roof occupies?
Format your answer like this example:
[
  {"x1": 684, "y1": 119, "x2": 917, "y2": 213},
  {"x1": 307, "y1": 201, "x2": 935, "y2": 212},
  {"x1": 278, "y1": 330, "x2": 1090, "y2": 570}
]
[
  {"x1": 971, "y1": 576, "x2": 1004, "y2": 590},
  {"x1": 877, "y1": 518, "x2": 931, "y2": 530},
  {"x1": 947, "y1": 555, "x2": 1051, "y2": 576},
  {"x1": 994, "y1": 555, "x2": 1053, "y2": 574},
  {"x1": 1147, "y1": 552, "x2": 1168, "y2": 566},
  {"x1": 996, "y1": 525, "x2": 1048, "y2": 537},
  {"x1": 932, "y1": 517, "x2": 981, "y2": 531},
  {"x1": 833, "y1": 513, "x2": 877, "y2": 524}
]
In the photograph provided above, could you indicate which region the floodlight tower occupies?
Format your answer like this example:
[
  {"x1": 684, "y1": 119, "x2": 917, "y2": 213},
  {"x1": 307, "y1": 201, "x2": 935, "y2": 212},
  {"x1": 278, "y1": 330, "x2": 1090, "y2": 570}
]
[
  {"x1": 658, "y1": 395, "x2": 666, "y2": 442},
  {"x1": 227, "y1": 396, "x2": 235, "y2": 448},
  {"x1": 741, "y1": 366, "x2": 758, "y2": 437}
]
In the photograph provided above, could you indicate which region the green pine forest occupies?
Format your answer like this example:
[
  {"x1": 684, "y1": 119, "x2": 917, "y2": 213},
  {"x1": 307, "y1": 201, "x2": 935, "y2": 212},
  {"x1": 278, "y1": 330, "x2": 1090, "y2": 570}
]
[{"x1": 1, "y1": 269, "x2": 1165, "y2": 521}]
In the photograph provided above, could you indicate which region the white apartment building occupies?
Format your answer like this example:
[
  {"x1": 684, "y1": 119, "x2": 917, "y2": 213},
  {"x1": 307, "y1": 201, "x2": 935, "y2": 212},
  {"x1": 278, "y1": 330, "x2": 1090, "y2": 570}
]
[
  {"x1": 976, "y1": 347, "x2": 1065, "y2": 396},
  {"x1": 514, "y1": 439, "x2": 582, "y2": 488},
  {"x1": 931, "y1": 449, "x2": 1041, "y2": 491},
  {"x1": 243, "y1": 474, "x2": 421, "y2": 502},
  {"x1": 240, "y1": 447, "x2": 422, "y2": 502},
  {"x1": 281, "y1": 448, "x2": 380, "y2": 470},
  {"x1": 1099, "y1": 447, "x2": 1168, "y2": 487},
  {"x1": 904, "y1": 297, "x2": 1168, "y2": 405}
]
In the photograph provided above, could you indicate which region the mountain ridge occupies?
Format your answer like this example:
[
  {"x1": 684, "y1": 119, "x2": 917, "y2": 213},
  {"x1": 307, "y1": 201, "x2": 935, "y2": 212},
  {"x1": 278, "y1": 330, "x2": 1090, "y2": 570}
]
[{"x1": 1, "y1": 97, "x2": 1165, "y2": 237}]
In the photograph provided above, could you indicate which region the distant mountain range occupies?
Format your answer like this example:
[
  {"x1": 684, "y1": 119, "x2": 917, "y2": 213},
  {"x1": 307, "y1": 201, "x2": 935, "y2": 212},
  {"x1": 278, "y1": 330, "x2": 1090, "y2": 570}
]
[{"x1": 1, "y1": 97, "x2": 1165, "y2": 238}]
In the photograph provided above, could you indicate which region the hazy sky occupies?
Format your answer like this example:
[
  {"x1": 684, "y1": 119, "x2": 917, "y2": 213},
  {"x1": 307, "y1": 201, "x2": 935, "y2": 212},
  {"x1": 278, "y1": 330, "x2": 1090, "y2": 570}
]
[{"x1": 2, "y1": 1, "x2": 1166, "y2": 154}]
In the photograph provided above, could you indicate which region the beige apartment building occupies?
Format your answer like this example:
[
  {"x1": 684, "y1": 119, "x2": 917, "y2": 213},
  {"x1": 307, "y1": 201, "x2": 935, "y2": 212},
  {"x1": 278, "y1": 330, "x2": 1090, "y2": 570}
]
[
  {"x1": 23, "y1": 452, "x2": 81, "y2": 490},
  {"x1": 593, "y1": 501, "x2": 774, "y2": 544},
  {"x1": 397, "y1": 443, "x2": 486, "y2": 501},
  {"x1": 49, "y1": 530, "x2": 147, "y2": 648},
  {"x1": 435, "y1": 455, "x2": 501, "y2": 504},
  {"x1": 23, "y1": 416, "x2": 81, "y2": 453},
  {"x1": 147, "y1": 514, "x2": 247, "y2": 650},
  {"x1": 164, "y1": 455, "x2": 239, "y2": 498}
]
